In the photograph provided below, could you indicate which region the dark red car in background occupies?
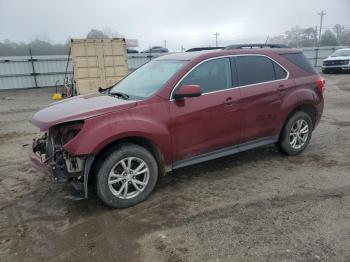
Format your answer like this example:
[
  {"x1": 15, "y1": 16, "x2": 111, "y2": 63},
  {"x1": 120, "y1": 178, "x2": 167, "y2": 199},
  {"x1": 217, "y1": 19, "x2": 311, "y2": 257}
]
[{"x1": 30, "y1": 45, "x2": 325, "y2": 208}]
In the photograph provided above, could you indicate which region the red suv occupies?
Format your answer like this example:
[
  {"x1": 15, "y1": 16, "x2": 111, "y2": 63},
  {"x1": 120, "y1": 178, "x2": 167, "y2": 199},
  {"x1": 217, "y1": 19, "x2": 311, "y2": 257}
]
[{"x1": 30, "y1": 46, "x2": 325, "y2": 208}]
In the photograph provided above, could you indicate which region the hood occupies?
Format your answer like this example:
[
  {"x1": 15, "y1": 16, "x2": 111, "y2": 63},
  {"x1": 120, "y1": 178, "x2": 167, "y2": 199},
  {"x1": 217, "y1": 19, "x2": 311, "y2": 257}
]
[
  {"x1": 32, "y1": 93, "x2": 137, "y2": 131},
  {"x1": 324, "y1": 56, "x2": 350, "y2": 61}
]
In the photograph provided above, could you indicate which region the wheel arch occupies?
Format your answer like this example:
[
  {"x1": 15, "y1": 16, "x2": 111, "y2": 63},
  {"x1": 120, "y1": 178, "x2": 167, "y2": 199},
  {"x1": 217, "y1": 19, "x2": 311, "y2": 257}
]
[
  {"x1": 89, "y1": 136, "x2": 167, "y2": 185},
  {"x1": 278, "y1": 103, "x2": 317, "y2": 141}
]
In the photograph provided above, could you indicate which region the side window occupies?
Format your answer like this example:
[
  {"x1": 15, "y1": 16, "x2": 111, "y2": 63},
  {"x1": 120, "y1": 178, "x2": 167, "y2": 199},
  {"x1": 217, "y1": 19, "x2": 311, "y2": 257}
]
[
  {"x1": 179, "y1": 58, "x2": 232, "y2": 94},
  {"x1": 273, "y1": 62, "x2": 288, "y2": 79},
  {"x1": 236, "y1": 56, "x2": 275, "y2": 86}
]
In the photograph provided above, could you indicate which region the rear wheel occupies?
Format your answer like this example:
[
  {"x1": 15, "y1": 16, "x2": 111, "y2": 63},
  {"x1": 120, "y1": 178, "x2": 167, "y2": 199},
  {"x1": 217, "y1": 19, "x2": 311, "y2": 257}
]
[
  {"x1": 96, "y1": 143, "x2": 158, "y2": 208},
  {"x1": 277, "y1": 111, "x2": 313, "y2": 155}
]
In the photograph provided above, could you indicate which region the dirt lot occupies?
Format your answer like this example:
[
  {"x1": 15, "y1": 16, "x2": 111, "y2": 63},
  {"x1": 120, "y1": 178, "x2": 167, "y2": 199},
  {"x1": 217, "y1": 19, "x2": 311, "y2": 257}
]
[{"x1": 0, "y1": 73, "x2": 350, "y2": 262}]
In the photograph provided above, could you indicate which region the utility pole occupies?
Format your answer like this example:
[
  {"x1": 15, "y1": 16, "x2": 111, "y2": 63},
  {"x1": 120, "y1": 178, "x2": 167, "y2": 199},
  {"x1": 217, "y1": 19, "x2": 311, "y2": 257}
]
[
  {"x1": 314, "y1": 25, "x2": 318, "y2": 46},
  {"x1": 164, "y1": 40, "x2": 167, "y2": 48},
  {"x1": 213, "y1": 32, "x2": 220, "y2": 47},
  {"x1": 315, "y1": 10, "x2": 326, "y2": 67},
  {"x1": 317, "y1": 10, "x2": 326, "y2": 47}
]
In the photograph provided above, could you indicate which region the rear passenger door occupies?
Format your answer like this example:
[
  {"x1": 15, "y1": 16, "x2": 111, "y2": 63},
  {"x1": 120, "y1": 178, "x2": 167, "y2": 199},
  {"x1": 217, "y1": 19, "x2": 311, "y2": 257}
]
[{"x1": 234, "y1": 55, "x2": 290, "y2": 143}]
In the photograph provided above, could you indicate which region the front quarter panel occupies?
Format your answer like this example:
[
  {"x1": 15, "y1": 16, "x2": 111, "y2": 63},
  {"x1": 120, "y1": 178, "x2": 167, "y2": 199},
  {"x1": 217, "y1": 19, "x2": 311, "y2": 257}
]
[{"x1": 63, "y1": 98, "x2": 172, "y2": 164}]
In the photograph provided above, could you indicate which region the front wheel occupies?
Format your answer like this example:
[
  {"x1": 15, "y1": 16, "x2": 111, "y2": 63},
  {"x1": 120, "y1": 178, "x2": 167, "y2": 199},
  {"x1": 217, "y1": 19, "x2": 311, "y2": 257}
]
[
  {"x1": 277, "y1": 111, "x2": 313, "y2": 155},
  {"x1": 96, "y1": 143, "x2": 158, "y2": 208}
]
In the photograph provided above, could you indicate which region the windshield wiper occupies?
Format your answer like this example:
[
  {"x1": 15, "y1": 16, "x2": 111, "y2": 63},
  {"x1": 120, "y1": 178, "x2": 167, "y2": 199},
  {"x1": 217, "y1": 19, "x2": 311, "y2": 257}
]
[{"x1": 109, "y1": 91, "x2": 130, "y2": 100}]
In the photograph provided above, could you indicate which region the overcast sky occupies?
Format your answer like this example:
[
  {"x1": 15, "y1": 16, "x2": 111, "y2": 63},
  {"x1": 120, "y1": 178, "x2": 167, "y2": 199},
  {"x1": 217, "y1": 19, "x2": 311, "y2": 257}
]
[{"x1": 0, "y1": 0, "x2": 349, "y2": 51}]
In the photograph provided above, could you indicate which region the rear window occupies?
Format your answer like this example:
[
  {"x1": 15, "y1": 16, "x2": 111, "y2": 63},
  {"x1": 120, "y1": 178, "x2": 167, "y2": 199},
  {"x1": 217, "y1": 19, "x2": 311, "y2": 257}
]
[
  {"x1": 235, "y1": 56, "x2": 287, "y2": 86},
  {"x1": 281, "y1": 53, "x2": 316, "y2": 74}
]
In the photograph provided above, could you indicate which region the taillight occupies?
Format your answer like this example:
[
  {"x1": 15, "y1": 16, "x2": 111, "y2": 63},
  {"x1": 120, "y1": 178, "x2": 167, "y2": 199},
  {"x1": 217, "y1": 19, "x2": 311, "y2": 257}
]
[{"x1": 316, "y1": 77, "x2": 325, "y2": 94}]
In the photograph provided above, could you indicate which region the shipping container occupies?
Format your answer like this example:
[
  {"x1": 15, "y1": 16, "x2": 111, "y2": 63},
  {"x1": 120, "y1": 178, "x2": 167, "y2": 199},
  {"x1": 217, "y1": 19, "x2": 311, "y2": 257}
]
[{"x1": 70, "y1": 38, "x2": 128, "y2": 95}]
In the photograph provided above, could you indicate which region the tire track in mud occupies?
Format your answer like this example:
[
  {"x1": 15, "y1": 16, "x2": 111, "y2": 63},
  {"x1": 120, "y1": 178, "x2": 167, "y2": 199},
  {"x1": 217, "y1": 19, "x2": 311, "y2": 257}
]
[
  {"x1": 0, "y1": 131, "x2": 36, "y2": 141},
  {"x1": 0, "y1": 180, "x2": 29, "y2": 261},
  {"x1": 39, "y1": 193, "x2": 192, "y2": 262},
  {"x1": 136, "y1": 184, "x2": 350, "y2": 262},
  {"x1": 171, "y1": 185, "x2": 349, "y2": 227},
  {"x1": 0, "y1": 107, "x2": 42, "y2": 115},
  {"x1": 0, "y1": 180, "x2": 72, "y2": 262}
]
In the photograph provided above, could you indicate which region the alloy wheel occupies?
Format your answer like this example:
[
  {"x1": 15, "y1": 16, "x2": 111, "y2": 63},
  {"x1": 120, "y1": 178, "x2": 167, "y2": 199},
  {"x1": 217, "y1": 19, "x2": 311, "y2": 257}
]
[
  {"x1": 108, "y1": 157, "x2": 150, "y2": 199},
  {"x1": 289, "y1": 119, "x2": 309, "y2": 150}
]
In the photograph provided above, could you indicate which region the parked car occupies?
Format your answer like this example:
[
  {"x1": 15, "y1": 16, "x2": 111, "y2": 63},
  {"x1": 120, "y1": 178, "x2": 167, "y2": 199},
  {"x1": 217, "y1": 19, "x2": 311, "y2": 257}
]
[
  {"x1": 141, "y1": 46, "x2": 168, "y2": 53},
  {"x1": 30, "y1": 47, "x2": 325, "y2": 208},
  {"x1": 127, "y1": 49, "x2": 139, "y2": 54},
  {"x1": 322, "y1": 48, "x2": 350, "y2": 73},
  {"x1": 186, "y1": 47, "x2": 223, "y2": 52}
]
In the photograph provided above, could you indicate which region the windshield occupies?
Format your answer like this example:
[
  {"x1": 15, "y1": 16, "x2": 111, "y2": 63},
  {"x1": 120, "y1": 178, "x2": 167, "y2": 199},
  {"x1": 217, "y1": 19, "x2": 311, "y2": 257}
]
[
  {"x1": 110, "y1": 60, "x2": 188, "y2": 99},
  {"x1": 331, "y1": 49, "x2": 350, "y2": 57}
]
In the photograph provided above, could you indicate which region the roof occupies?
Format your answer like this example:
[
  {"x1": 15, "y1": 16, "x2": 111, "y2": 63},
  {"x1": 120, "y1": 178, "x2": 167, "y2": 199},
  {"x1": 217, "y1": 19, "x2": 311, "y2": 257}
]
[{"x1": 155, "y1": 48, "x2": 301, "y2": 61}]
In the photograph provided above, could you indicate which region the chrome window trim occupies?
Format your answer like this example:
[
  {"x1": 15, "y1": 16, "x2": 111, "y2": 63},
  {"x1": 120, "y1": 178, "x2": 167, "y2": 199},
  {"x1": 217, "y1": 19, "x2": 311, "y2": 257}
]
[{"x1": 169, "y1": 54, "x2": 290, "y2": 101}]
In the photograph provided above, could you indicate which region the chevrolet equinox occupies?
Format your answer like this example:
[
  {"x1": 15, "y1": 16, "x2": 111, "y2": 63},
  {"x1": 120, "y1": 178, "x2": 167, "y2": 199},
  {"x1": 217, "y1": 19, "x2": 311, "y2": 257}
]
[{"x1": 30, "y1": 47, "x2": 325, "y2": 208}]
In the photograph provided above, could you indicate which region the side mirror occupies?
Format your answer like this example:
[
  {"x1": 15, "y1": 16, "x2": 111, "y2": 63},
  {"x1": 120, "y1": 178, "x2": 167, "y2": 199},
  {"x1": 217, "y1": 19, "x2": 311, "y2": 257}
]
[{"x1": 173, "y1": 85, "x2": 201, "y2": 99}]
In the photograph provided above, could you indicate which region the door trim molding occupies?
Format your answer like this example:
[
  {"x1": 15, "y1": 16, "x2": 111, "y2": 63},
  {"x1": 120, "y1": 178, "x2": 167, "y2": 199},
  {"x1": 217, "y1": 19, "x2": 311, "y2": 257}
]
[{"x1": 171, "y1": 136, "x2": 278, "y2": 170}]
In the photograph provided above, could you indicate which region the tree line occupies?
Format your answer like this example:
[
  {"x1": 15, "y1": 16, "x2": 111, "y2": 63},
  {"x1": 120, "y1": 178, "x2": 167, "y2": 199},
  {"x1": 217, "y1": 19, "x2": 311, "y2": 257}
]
[
  {"x1": 1, "y1": 25, "x2": 350, "y2": 56},
  {"x1": 269, "y1": 24, "x2": 350, "y2": 47},
  {"x1": 0, "y1": 29, "x2": 116, "y2": 56}
]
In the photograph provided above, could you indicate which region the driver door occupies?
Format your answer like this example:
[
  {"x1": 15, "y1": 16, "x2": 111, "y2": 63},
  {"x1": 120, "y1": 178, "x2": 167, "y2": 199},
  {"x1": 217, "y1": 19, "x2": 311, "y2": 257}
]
[{"x1": 170, "y1": 57, "x2": 241, "y2": 163}]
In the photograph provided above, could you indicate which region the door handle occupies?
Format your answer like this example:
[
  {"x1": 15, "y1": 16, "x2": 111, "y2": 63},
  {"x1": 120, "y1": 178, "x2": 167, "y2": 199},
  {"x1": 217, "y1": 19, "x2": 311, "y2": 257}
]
[
  {"x1": 278, "y1": 84, "x2": 287, "y2": 91},
  {"x1": 223, "y1": 97, "x2": 237, "y2": 106},
  {"x1": 278, "y1": 84, "x2": 288, "y2": 95}
]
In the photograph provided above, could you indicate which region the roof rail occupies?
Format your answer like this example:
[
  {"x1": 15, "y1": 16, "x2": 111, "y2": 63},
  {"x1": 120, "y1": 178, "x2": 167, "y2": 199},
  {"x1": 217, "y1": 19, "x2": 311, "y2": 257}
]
[
  {"x1": 225, "y1": 44, "x2": 290, "y2": 50},
  {"x1": 186, "y1": 47, "x2": 224, "y2": 52}
]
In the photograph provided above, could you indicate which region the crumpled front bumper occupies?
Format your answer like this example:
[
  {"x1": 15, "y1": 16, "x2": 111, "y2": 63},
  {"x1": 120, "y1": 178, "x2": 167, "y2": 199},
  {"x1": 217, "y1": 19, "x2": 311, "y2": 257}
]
[
  {"x1": 29, "y1": 139, "x2": 53, "y2": 176},
  {"x1": 29, "y1": 137, "x2": 95, "y2": 199}
]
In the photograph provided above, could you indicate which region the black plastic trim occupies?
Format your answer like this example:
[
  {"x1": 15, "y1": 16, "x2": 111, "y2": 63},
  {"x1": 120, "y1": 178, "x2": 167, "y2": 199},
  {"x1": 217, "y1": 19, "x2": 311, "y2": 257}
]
[{"x1": 172, "y1": 136, "x2": 278, "y2": 170}]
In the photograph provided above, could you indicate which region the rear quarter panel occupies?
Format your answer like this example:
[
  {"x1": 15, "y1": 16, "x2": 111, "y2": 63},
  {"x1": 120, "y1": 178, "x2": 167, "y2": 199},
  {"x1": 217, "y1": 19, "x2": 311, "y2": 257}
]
[{"x1": 275, "y1": 74, "x2": 323, "y2": 135}]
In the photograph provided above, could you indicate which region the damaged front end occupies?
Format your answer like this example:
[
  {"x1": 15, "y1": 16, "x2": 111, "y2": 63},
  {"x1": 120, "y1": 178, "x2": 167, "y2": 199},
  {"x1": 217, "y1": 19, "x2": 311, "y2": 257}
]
[{"x1": 30, "y1": 121, "x2": 94, "y2": 198}]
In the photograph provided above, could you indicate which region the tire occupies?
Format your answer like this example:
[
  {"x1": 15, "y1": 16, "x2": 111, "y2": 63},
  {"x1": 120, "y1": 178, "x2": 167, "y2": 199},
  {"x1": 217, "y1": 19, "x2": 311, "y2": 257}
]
[
  {"x1": 322, "y1": 69, "x2": 328, "y2": 74},
  {"x1": 277, "y1": 111, "x2": 313, "y2": 156},
  {"x1": 96, "y1": 143, "x2": 158, "y2": 208}
]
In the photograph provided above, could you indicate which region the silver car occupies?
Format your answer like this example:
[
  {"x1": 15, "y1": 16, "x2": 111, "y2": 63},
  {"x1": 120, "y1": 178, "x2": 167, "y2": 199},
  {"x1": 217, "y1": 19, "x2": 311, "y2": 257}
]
[{"x1": 322, "y1": 48, "x2": 350, "y2": 73}]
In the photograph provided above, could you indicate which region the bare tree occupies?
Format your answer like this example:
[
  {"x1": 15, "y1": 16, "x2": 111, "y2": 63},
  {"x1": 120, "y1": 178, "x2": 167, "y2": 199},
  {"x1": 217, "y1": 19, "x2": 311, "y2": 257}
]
[
  {"x1": 333, "y1": 24, "x2": 345, "y2": 44},
  {"x1": 86, "y1": 29, "x2": 109, "y2": 39},
  {"x1": 321, "y1": 30, "x2": 337, "y2": 46}
]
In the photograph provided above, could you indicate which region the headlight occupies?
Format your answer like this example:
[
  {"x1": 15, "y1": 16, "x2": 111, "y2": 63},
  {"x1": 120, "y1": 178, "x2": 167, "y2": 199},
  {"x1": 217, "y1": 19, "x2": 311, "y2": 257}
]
[
  {"x1": 45, "y1": 121, "x2": 84, "y2": 159},
  {"x1": 59, "y1": 121, "x2": 84, "y2": 145}
]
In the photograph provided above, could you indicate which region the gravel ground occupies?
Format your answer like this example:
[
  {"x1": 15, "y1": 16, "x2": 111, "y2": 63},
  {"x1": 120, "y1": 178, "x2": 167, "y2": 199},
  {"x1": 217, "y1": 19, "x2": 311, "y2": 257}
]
[{"x1": 0, "y1": 73, "x2": 350, "y2": 262}]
